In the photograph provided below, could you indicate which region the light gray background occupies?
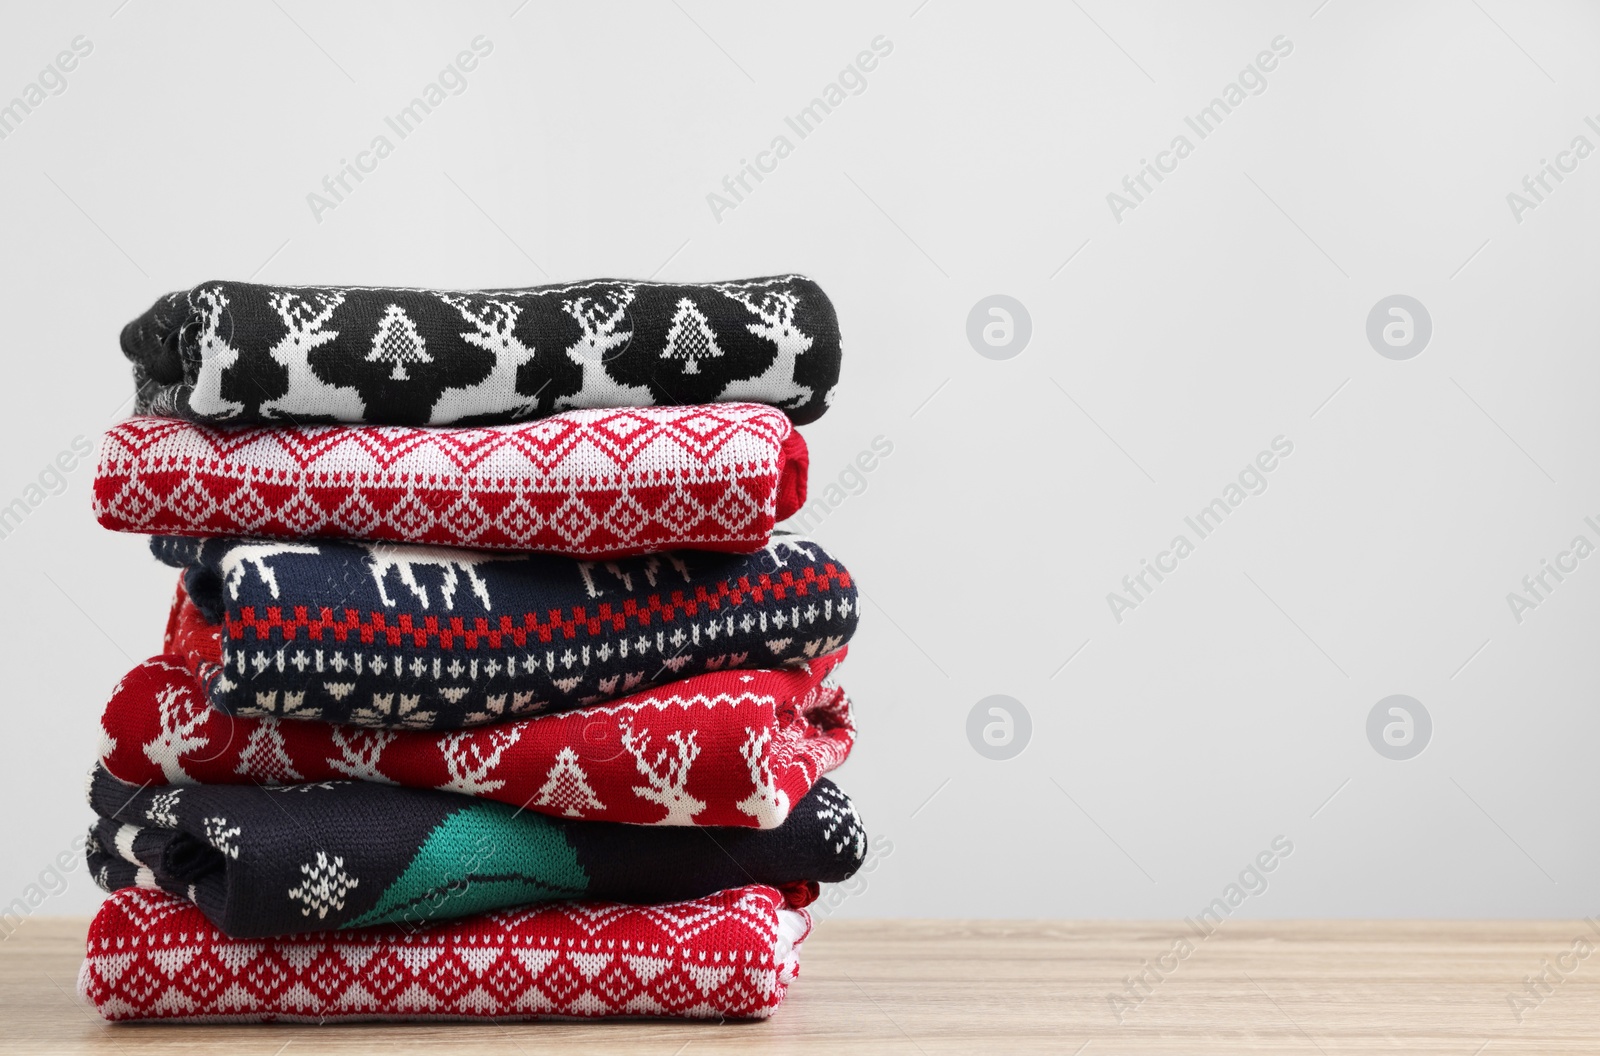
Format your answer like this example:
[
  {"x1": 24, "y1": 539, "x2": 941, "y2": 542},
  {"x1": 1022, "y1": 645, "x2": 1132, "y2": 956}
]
[{"x1": 2, "y1": 0, "x2": 1597, "y2": 923}]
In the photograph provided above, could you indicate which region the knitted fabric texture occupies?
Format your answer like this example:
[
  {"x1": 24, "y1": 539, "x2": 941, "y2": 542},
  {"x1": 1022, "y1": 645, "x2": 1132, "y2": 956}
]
[
  {"x1": 123, "y1": 276, "x2": 839, "y2": 427},
  {"x1": 100, "y1": 651, "x2": 854, "y2": 828},
  {"x1": 157, "y1": 533, "x2": 855, "y2": 728},
  {"x1": 86, "y1": 766, "x2": 866, "y2": 937},
  {"x1": 94, "y1": 404, "x2": 807, "y2": 556},
  {"x1": 81, "y1": 885, "x2": 810, "y2": 1022}
]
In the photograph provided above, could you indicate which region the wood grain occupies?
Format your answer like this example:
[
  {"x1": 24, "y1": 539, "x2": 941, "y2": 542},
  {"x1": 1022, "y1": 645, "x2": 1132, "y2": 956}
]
[{"x1": 6, "y1": 915, "x2": 1599, "y2": 1054}]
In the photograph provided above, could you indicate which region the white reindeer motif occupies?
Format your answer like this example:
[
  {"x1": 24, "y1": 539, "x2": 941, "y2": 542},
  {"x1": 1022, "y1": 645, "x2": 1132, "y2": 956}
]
[
  {"x1": 326, "y1": 728, "x2": 397, "y2": 783},
  {"x1": 759, "y1": 535, "x2": 817, "y2": 571},
  {"x1": 714, "y1": 287, "x2": 814, "y2": 409},
  {"x1": 438, "y1": 727, "x2": 522, "y2": 796},
  {"x1": 576, "y1": 553, "x2": 691, "y2": 598},
  {"x1": 734, "y1": 726, "x2": 792, "y2": 828},
  {"x1": 187, "y1": 287, "x2": 245, "y2": 418},
  {"x1": 365, "y1": 542, "x2": 498, "y2": 610},
  {"x1": 429, "y1": 295, "x2": 542, "y2": 424},
  {"x1": 260, "y1": 290, "x2": 365, "y2": 420},
  {"x1": 554, "y1": 287, "x2": 654, "y2": 411},
  {"x1": 141, "y1": 683, "x2": 210, "y2": 783},
  {"x1": 218, "y1": 542, "x2": 322, "y2": 600},
  {"x1": 619, "y1": 721, "x2": 707, "y2": 825}
]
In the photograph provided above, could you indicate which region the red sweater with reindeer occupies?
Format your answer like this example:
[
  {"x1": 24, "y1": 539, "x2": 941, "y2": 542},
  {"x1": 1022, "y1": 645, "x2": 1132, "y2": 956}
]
[{"x1": 98, "y1": 649, "x2": 853, "y2": 829}]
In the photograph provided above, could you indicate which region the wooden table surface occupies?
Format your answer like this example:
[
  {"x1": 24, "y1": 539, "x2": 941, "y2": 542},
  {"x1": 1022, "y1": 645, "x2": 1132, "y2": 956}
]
[{"x1": 5, "y1": 915, "x2": 1597, "y2": 1054}]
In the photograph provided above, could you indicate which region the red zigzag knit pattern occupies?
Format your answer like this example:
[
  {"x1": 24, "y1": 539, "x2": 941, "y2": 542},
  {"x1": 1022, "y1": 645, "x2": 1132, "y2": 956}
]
[
  {"x1": 80, "y1": 885, "x2": 810, "y2": 1022},
  {"x1": 93, "y1": 404, "x2": 808, "y2": 557}
]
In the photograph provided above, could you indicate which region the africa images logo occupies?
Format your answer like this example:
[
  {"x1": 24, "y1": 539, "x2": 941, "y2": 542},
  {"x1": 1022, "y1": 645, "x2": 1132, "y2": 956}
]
[
  {"x1": 1106, "y1": 35, "x2": 1294, "y2": 222},
  {"x1": 0, "y1": 36, "x2": 94, "y2": 141},
  {"x1": 706, "y1": 36, "x2": 894, "y2": 222},
  {"x1": 1106, "y1": 436, "x2": 1295, "y2": 624},
  {"x1": 306, "y1": 36, "x2": 495, "y2": 222}
]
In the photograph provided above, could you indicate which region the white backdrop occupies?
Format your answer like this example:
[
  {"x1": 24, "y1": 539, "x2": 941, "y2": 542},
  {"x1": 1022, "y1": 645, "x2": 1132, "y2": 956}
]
[{"x1": 2, "y1": 0, "x2": 1598, "y2": 922}]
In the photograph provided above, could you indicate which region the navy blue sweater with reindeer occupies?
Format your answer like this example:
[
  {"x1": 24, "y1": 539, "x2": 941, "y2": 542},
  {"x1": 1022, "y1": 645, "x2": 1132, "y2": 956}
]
[{"x1": 154, "y1": 533, "x2": 857, "y2": 729}]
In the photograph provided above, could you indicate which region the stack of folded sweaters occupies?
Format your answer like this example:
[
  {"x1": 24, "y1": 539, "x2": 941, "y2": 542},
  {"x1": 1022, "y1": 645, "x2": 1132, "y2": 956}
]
[{"x1": 78, "y1": 276, "x2": 865, "y2": 1023}]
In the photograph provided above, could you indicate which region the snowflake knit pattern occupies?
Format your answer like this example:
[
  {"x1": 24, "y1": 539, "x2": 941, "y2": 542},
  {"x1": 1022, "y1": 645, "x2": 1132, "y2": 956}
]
[
  {"x1": 157, "y1": 532, "x2": 856, "y2": 728},
  {"x1": 100, "y1": 650, "x2": 853, "y2": 828},
  {"x1": 93, "y1": 403, "x2": 808, "y2": 556},
  {"x1": 122, "y1": 275, "x2": 840, "y2": 427},
  {"x1": 81, "y1": 884, "x2": 810, "y2": 1022},
  {"x1": 86, "y1": 765, "x2": 866, "y2": 938}
]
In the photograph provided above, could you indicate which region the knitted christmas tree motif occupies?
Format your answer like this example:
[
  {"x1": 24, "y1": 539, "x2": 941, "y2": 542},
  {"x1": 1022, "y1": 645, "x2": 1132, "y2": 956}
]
[
  {"x1": 366, "y1": 303, "x2": 431, "y2": 381},
  {"x1": 660, "y1": 297, "x2": 725, "y2": 375},
  {"x1": 532, "y1": 747, "x2": 607, "y2": 817},
  {"x1": 235, "y1": 724, "x2": 303, "y2": 783}
]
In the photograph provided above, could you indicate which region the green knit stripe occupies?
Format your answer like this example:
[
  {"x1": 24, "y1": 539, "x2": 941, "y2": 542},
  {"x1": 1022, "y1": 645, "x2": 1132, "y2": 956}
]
[{"x1": 344, "y1": 802, "x2": 589, "y2": 929}]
